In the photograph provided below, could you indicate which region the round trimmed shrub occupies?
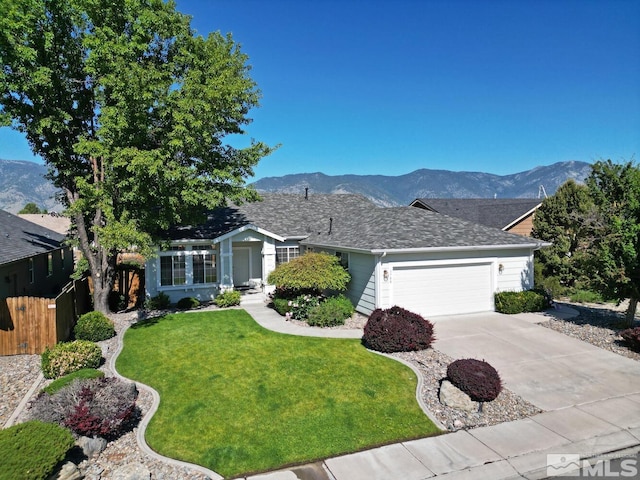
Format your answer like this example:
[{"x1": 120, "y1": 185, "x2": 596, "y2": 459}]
[
  {"x1": 620, "y1": 327, "x2": 640, "y2": 352},
  {"x1": 74, "y1": 311, "x2": 115, "y2": 341},
  {"x1": 41, "y1": 340, "x2": 102, "y2": 379},
  {"x1": 214, "y1": 290, "x2": 242, "y2": 307},
  {"x1": 307, "y1": 295, "x2": 355, "y2": 327},
  {"x1": 177, "y1": 296, "x2": 201, "y2": 310},
  {"x1": 0, "y1": 420, "x2": 74, "y2": 480},
  {"x1": 362, "y1": 305, "x2": 435, "y2": 353},
  {"x1": 29, "y1": 377, "x2": 139, "y2": 440},
  {"x1": 447, "y1": 358, "x2": 502, "y2": 402}
]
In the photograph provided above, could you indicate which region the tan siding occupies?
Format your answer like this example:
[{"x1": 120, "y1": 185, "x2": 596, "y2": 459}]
[{"x1": 506, "y1": 214, "x2": 535, "y2": 236}]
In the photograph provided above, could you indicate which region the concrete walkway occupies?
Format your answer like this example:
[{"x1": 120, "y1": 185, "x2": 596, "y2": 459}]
[{"x1": 240, "y1": 296, "x2": 640, "y2": 480}]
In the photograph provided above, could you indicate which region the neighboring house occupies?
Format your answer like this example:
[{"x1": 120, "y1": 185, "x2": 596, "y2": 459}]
[
  {"x1": 0, "y1": 210, "x2": 74, "y2": 299},
  {"x1": 409, "y1": 198, "x2": 542, "y2": 236},
  {"x1": 146, "y1": 193, "x2": 548, "y2": 317}
]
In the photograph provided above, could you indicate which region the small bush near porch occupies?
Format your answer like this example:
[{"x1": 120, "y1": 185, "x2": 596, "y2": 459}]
[{"x1": 116, "y1": 310, "x2": 439, "y2": 477}]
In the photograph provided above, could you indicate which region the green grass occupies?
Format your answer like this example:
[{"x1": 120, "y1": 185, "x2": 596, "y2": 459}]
[{"x1": 116, "y1": 310, "x2": 440, "y2": 478}]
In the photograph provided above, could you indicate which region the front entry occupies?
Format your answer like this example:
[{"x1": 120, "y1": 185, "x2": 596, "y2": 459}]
[{"x1": 232, "y1": 247, "x2": 251, "y2": 287}]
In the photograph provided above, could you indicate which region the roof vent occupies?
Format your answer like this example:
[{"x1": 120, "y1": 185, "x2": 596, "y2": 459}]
[
  {"x1": 305, "y1": 187, "x2": 309, "y2": 200},
  {"x1": 328, "y1": 217, "x2": 333, "y2": 235}
]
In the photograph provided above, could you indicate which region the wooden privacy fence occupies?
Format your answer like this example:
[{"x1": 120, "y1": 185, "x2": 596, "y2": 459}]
[{"x1": 0, "y1": 279, "x2": 90, "y2": 356}]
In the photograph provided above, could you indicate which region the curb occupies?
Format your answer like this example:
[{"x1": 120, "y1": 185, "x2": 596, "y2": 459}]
[{"x1": 3, "y1": 372, "x2": 44, "y2": 429}]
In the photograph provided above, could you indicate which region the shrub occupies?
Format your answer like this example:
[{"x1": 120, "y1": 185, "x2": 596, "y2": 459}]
[
  {"x1": 29, "y1": 377, "x2": 139, "y2": 440},
  {"x1": 0, "y1": 420, "x2": 74, "y2": 480},
  {"x1": 569, "y1": 289, "x2": 605, "y2": 304},
  {"x1": 177, "y1": 297, "x2": 201, "y2": 310},
  {"x1": 290, "y1": 294, "x2": 321, "y2": 320},
  {"x1": 620, "y1": 327, "x2": 640, "y2": 352},
  {"x1": 267, "y1": 252, "x2": 351, "y2": 293},
  {"x1": 41, "y1": 340, "x2": 102, "y2": 379},
  {"x1": 42, "y1": 368, "x2": 105, "y2": 395},
  {"x1": 214, "y1": 290, "x2": 242, "y2": 307},
  {"x1": 272, "y1": 297, "x2": 292, "y2": 316},
  {"x1": 494, "y1": 290, "x2": 550, "y2": 314},
  {"x1": 109, "y1": 291, "x2": 128, "y2": 312},
  {"x1": 362, "y1": 306, "x2": 435, "y2": 353},
  {"x1": 447, "y1": 358, "x2": 502, "y2": 402},
  {"x1": 307, "y1": 295, "x2": 354, "y2": 327},
  {"x1": 74, "y1": 311, "x2": 115, "y2": 341},
  {"x1": 145, "y1": 292, "x2": 171, "y2": 310}
]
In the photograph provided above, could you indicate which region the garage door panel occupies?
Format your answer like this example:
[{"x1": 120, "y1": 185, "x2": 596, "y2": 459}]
[{"x1": 392, "y1": 263, "x2": 493, "y2": 317}]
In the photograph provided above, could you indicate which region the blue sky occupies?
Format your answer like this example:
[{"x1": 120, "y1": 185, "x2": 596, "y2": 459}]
[{"x1": 1, "y1": 0, "x2": 638, "y2": 181}]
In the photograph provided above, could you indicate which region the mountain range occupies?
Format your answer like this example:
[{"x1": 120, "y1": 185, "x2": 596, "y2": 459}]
[
  {"x1": 0, "y1": 158, "x2": 592, "y2": 213},
  {"x1": 252, "y1": 161, "x2": 592, "y2": 206}
]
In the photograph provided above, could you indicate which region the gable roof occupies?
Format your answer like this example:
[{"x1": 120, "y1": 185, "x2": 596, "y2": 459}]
[
  {"x1": 0, "y1": 209, "x2": 66, "y2": 265},
  {"x1": 410, "y1": 198, "x2": 542, "y2": 230},
  {"x1": 168, "y1": 194, "x2": 375, "y2": 241},
  {"x1": 301, "y1": 206, "x2": 545, "y2": 253},
  {"x1": 170, "y1": 194, "x2": 545, "y2": 252}
]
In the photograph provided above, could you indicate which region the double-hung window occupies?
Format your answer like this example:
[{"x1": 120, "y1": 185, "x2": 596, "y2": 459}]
[
  {"x1": 160, "y1": 246, "x2": 186, "y2": 286},
  {"x1": 160, "y1": 244, "x2": 216, "y2": 286},
  {"x1": 276, "y1": 246, "x2": 300, "y2": 265},
  {"x1": 192, "y1": 244, "x2": 216, "y2": 284}
]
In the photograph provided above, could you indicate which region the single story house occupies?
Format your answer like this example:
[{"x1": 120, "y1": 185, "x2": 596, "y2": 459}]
[
  {"x1": 409, "y1": 198, "x2": 542, "y2": 237},
  {"x1": 146, "y1": 193, "x2": 548, "y2": 317},
  {"x1": 0, "y1": 209, "x2": 74, "y2": 299}
]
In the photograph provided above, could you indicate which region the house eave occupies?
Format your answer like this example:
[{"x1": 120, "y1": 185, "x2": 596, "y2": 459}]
[
  {"x1": 370, "y1": 242, "x2": 550, "y2": 255},
  {"x1": 212, "y1": 224, "x2": 286, "y2": 244}
]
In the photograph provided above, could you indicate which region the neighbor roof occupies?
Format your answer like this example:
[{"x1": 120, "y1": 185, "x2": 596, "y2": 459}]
[
  {"x1": 0, "y1": 210, "x2": 66, "y2": 265},
  {"x1": 169, "y1": 193, "x2": 545, "y2": 252},
  {"x1": 18, "y1": 213, "x2": 71, "y2": 235},
  {"x1": 410, "y1": 198, "x2": 542, "y2": 230}
]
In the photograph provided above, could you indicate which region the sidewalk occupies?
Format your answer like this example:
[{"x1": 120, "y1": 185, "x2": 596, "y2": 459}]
[{"x1": 240, "y1": 296, "x2": 640, "y2": 480}]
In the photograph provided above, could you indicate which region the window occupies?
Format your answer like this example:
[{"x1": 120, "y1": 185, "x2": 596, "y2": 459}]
[
  {"x1": 276, "y1": 246, "x2": 300, "y2": 265},
  {"x1": 193, "y1": 253, "x2": 216, "y2": 283},
  {"x1": 160, "y1": 255, "x2": 186, "y2": 286},
  {"x1": 47, "y1": 253, "x2": 53, "y2": 276},
  {"x1": 336, "y1": 251, "x2": 349, "y2": 270},
  {"x1": 29, "y1": 258, "x2": 34, "y2": 284}
]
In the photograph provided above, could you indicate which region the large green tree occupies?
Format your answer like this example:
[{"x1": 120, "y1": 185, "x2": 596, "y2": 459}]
[
  {"x1": 532, "y1": 179, "x2": 594, "y2": 290},
  {"x1": 0, "y1": 0, "x2": 274, "y2": 312},
  {"x1": 585, "y1": 160, "x2": 640, "y2": 326}
]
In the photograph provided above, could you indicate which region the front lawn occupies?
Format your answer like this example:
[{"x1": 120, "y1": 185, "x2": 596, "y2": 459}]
[{"x1": 116, "y1": 310, "x2": 439, "y2": 477}]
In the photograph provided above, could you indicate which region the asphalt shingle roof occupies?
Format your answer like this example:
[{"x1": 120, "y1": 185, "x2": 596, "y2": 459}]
[
  {"x1": 301, "y1": 206, "x2": 543, "y2": 251},
  {"x1": 169, "y1": 194, "x2": 375, "y2": 240},
  {"x1": 170, "y1": 193, "x2": 543, "y2": 251},
  {"x1": 412, "y1": 198, "x2": 542, "y2": 230},
  {"x1": 0, "y1": 210, "x2": 66, "y2": 265}
]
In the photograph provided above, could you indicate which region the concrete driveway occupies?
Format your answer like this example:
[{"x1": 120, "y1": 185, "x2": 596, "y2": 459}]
[{"x1": 432, "y1": 311, "x2": 640, "y2": 410}]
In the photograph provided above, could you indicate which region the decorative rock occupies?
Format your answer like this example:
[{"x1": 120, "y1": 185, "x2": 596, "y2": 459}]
[
  {"x1": 54, "y1": 462, "x2": 83, "y2": 480},
  {"x1": 110, "y1": 462, "x2": 151, "y2": 480},
  {"x1": 77, "y1": 436, "x2": 108, "y2": 458},
  {"x1": 439, "y1": 380, "x2": 477, "y2": 412}
]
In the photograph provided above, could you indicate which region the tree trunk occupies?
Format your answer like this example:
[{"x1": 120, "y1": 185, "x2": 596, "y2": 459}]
[{"x1": 626, "y1": 297, "x2": 638, "y2": 328}]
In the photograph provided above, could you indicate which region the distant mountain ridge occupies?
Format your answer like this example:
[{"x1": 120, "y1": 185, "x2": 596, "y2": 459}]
[
  {"x1": 252, "y1": 161, "x2": 593, "y2": 206},
  {"x1": 0, "y1": 158, "x2": 592, "y2": 213},
  {"x1": 0, "y1": 159, "x2": 62, "y2": 213}
]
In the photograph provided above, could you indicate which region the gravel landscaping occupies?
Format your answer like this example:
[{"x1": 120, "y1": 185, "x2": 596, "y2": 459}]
[{"x1": 2, "y1": 300, "x2": 639, "y2": 479}]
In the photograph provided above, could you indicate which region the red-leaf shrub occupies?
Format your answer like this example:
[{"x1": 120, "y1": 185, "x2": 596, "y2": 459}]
[
  {"x1": 28, "y1": 377, "x2": 139, "y2": 440},
  {"x1": 447, "y1": 359, "x2": 502, "y2": 402},
  {"x1": 620, "y1": 327, "x2": 640, "y2": 352},
  {"x1": 362, "y1": 306, "x2": 435, "y2": 353}
]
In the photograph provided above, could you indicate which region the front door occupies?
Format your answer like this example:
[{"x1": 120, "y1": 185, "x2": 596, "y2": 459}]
[{"x1": 232, "y1": 248, "x2": 251, "y2": 287}]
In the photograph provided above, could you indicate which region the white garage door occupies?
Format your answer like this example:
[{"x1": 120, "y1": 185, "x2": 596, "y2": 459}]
[{"x1": 391, "y1": 263, "x2": 493, "y2": 317}]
